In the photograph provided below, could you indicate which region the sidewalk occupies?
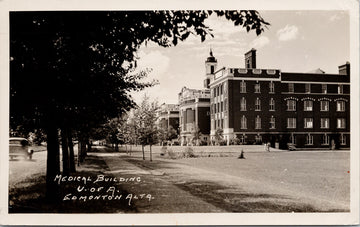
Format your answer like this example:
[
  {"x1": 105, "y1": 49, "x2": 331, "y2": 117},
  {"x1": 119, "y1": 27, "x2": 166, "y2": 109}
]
[{"x1": 91, "y1": 152, "x2": 224, "y2": 213}]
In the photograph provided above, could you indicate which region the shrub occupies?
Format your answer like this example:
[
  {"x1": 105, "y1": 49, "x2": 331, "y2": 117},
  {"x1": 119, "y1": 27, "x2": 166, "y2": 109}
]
[
  {"x1": 184, "y1": 147, "x2": 197, "y2": 158},
  {"x1": 166, "y1": 148, "x2": 178, "y2": 159},
  {"x1": 160, "y1": 146, "x2": 167, "y2": 156},
  {"x1": 230, "y1": 138, "x2": 241, "y2": 145},
  {"x1": 218, "y1": 139, "x2": 227, "y2": 146}
]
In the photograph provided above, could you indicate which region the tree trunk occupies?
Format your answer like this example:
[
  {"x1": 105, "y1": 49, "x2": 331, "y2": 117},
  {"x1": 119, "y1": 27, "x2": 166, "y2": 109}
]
[
  {"x1": 142, "y1": 145, "x2": 145, "y2": 160},
  {"x1": 46, "y1": 124, "x2": 60, "y2": 200},
  {"x1": 67, "y1": 130, "x2": 76, "y2": 172},
  {"x1": 87, "y1": 140, "x2": 92, "y2": 153},
  {"x1": 81, "y1": 138, "x2": 86, "y2": 162},
  {"x1": 61, "y1": 128, "x2": 70, "y2": 175},
  {"x1": 78, "y1": 135, "x2": 87, "y2": 163},
  {"x1": 150, "y1": 145, "x2": 152, "y2": 162},
  {"x1": 84, "y1": 136, "x2": 89, "y2": 157},
  {"x1": 77, "y1": 140, "x2": 81, "y2": 166}
]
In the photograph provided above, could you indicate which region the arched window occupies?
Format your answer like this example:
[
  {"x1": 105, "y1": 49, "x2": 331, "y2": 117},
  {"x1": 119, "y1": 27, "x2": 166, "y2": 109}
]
[
  {"x1": 304, "y1": 100, "x2": 313, "y2": 111},
  {"x1": 286, "y1": 100, "x2": 296, "y2": 111},
  {"x1": 241, "y1": 116, "x2": 247, "y2": 129}
]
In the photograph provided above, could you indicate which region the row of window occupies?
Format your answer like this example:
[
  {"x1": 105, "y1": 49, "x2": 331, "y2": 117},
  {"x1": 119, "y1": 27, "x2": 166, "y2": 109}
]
[
  {"x1": 231, "y1": 98, "x2": 346, "y2": 112},
  {"x1": 286, "y1": 100, "x2": 346, "y2": 111},
  {"x1": 287, "y1": 83, "x2": 344, "y2": 94},
  {"x1": 286, "y1": 118, "x2": 346, "y2": 129},
  {"x1": 213, "y1": 83, "x2": 224, "y2": 97},
  {"x1": 239, "y1": 98, "x2": 275, "y2": 111},
  {"x1": 212, "y1": 101, "x2": 227, "y2": 114},
  {"x1": 240, "y1": 115, "x2": 275, "y2": 129},
  {"x1": 289, "y1": 134, "x2": 347, "y2": 146},
  {"x1": 237, "y1": 116, "x2": 346, "y2": 130},
  {"x1": 240, "y1": 81, "x2": 274, "y2": 93},
  {"x1": 240, "y1": 133, "x2": 346, "y2": 145},
  {"x1": 236, "y1": 133, "x2": 346, "y2": 146},
  {"x1": 237, "y1": 81, "x2": 345, "y2": 94}
]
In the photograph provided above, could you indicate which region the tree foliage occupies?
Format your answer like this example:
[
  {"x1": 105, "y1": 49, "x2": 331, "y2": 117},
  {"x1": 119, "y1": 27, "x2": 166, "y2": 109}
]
[{"x1": 10, "y1": 10, "x2": 269, "y2": 134}]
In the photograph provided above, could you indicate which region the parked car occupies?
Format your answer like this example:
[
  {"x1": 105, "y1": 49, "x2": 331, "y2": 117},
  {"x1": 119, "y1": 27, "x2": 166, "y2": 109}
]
[{"x1": 9, "y1": 137, "x2": 34, "y2": 160}]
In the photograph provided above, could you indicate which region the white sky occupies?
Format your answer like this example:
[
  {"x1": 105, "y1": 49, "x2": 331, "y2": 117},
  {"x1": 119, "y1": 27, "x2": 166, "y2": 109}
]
[{"x1": 131, "y1": 10, "x2": 349, "y2": 105}]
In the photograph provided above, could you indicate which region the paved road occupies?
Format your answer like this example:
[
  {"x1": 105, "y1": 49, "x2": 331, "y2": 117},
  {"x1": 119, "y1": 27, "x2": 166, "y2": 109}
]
[
  {"x1": 9, "y1": 150, "x2": 47, "y2": 187},
  {"x1": 9, "y1": 146, "x2": 78, "y2": 187}
]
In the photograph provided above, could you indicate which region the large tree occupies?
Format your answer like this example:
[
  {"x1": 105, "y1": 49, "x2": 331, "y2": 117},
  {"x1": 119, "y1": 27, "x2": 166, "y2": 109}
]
[{"x1": 10, "y1": 10, "x2": 269, "y2": 199}]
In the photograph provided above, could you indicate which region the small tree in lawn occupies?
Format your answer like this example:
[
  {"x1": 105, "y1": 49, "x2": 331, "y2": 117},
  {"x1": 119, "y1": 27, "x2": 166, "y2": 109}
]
[
  {"x1": 120, "y1": 116, "x2": 134, "y2": 155},
  {"x1": 135, "y1": 96, "x2": 149, "y2": 160},
  {"x1": 136, "y1": 95, "x2": 160, "y2": 161}
]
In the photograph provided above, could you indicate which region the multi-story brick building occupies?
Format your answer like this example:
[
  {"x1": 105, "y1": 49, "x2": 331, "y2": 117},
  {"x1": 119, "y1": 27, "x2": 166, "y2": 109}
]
[{"x1": 208, "y1": 49, "x2": 350, "y2": 149}]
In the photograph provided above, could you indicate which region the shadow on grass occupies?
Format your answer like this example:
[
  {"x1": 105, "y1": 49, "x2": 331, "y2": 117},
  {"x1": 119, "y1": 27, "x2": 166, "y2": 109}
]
[
  {"x1": 174, "y1": 180, "x2": 348, "y2": 213},
  {"x1": 121, "y1": 157, "x2": 349, "y2": 213},
  {"x1": 123, "y1": 157, "x2": 179, "y2": 171},
  {"x1": 9, "y1": 155, "x2": 137, "y2": 213},
  {"x1": 90, "y1": 146, "x2": 134, "y2": 154}
]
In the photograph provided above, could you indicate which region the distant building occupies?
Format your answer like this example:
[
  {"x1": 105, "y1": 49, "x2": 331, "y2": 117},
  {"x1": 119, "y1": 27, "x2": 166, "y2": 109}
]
[
  {"x1": 208, "y1": 49, "x2": 350, "y2": 149},
  {"x1": 158, "y1": 103, "x2": 180, "y2": 133},
  {"x1": 178, "y1": 87, "x2": 211, "y2": 145}
]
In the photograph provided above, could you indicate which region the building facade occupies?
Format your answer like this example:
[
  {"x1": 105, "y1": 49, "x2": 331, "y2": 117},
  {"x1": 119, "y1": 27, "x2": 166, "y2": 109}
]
[
  {"x1": 209, "y1": 49, "x2": 350, "y2": 149},
  {"x1": 178, "y1": 87, "x2": 211, "y2": 146},
  {"x1": 158, "y1": 103, "x2": 180, "y2": 132}
]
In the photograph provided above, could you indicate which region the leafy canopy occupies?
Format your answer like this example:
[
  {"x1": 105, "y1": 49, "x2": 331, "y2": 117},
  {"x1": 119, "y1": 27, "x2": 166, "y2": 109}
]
[{"x1": 10, "y1": 11, "x2": 269, "y2": 134}]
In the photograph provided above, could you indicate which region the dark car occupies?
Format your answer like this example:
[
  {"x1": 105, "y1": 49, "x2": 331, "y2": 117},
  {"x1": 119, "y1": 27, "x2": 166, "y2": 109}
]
[{"x1": 9, "y1": 137, "x2": 34, "y2": 160}]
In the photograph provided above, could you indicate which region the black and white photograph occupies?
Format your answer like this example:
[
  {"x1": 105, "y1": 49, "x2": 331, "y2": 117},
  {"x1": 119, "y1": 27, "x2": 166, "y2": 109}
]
[{"x1": 0, "y1": 0, "x2": 359, "y2": 225}]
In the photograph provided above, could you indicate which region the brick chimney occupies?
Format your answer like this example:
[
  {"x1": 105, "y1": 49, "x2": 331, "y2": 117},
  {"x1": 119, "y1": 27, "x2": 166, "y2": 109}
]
[
  {"x1": 338, "y1": 62, "x2": 350, "y2": 76},
  {"x1": 244, "y1": 48, "x2": 256, "y2": 69}
]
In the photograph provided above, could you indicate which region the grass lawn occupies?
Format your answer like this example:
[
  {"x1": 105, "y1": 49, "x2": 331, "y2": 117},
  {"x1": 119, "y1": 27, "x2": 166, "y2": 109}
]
[
  {"x1": 125, "y1": 150, "x2": 350, "y2": 212},
  {"x1": 175, "y1": 151, "x2": 349, "y2": 209}
]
